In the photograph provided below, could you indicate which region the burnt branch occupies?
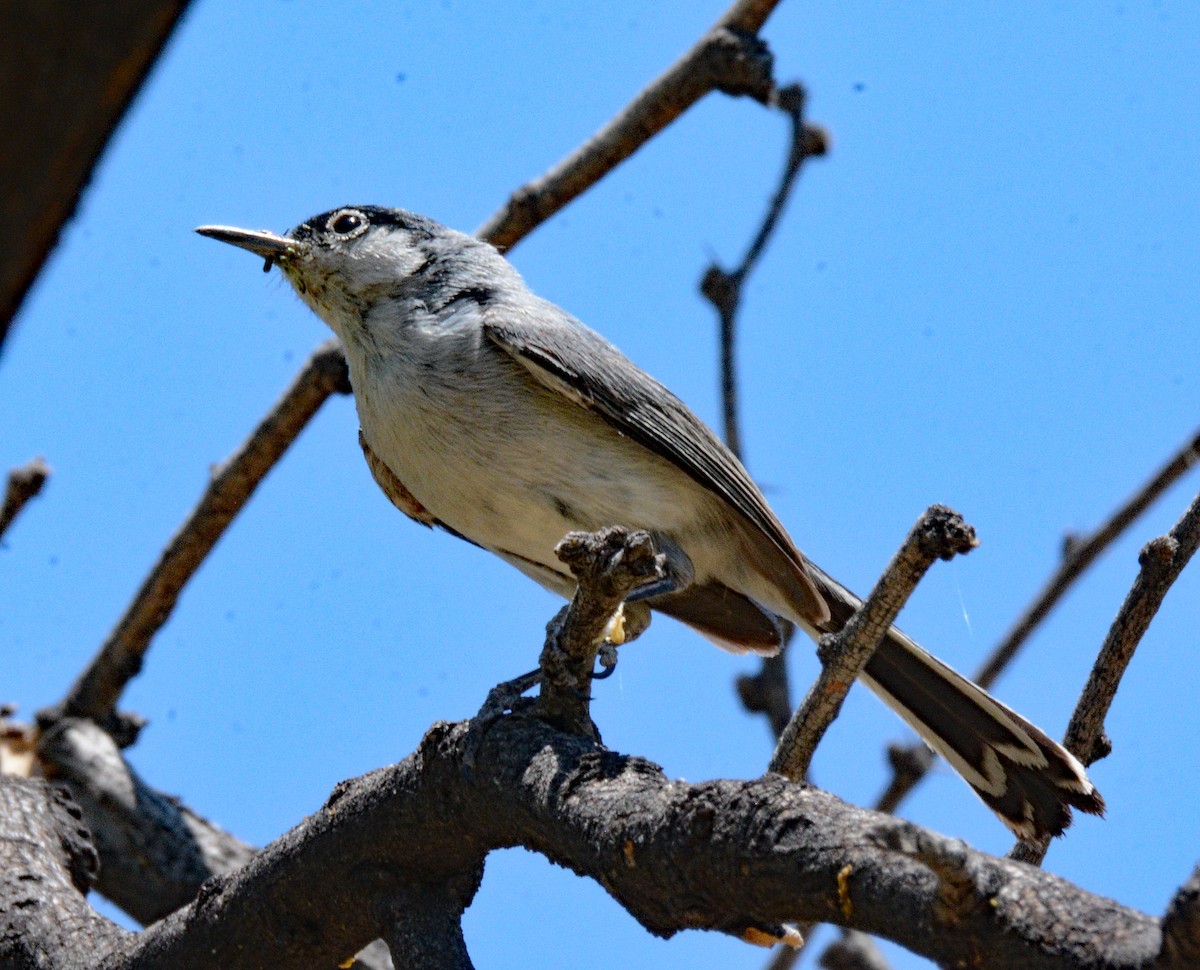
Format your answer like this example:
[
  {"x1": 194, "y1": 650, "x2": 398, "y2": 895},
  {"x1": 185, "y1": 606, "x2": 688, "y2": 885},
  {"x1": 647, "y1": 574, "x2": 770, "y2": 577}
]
[
  {"x1": 16, "y1": 717, "x2": 390, "y2": 968},
  {"x1": 35, "y1": 717, "x2": 255, "y2": 924},
  {"x1": 43, "y1": 341, "x2": 350, "y2": 735},
  {"x1": 736, "y1": 646, "x2": 794, "y2": 740},
  {"x1": 1012, "y1": 486, "x2": 1200, "y2": 866},
  {"x1": 0, "y1": 456, "x2": 49, "y2": 542},
  {"x1": 0, "y1": 774, "x2": 124, "y2": 969},
  {"x1": 769, "y1": 506, "x2": 977, "y2": 780},
  {"x1": 819, "y1": 931, "x2": 892, "y2": 970},
  {"x1": 872, "y1": 742, "x2": 936, "y2": 816},
  {"x1": 379, "y1": 887, "x2": 472, "y2": 970},
  {"x1": 1160, "y1": 864, "x2": 1200, "y2": 968},
  {"x1": 0, "y1": 714, "x2": 1169, "y2": 969}
]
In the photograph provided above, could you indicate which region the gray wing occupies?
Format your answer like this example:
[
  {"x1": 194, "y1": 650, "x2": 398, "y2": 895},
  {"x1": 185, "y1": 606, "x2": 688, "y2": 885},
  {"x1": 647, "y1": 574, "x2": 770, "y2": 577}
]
[{"x1": 483, "y1": 300, "x2": 829, "y2": 626}]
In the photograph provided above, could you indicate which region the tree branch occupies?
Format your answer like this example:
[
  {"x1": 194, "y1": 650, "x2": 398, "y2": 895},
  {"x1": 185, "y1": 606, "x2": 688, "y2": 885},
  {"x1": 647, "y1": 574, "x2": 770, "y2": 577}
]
[
  {"x1": 819, "y1": 931, "x2": 892, "y2": 970},
  {"x1": 769, "y1": 506, "x2": 977, "y2": 780},
  {"x1": 35, "y1": 718, "x2": 255, "y2": 924},
  {"x1": 43, "y1": 341, "x2": 350, "y2": 736},
  {"x1": 475, "y1": 1, "x2": 789, "y2": 250},
  {"x1": 1160, "y1": 863, "x2": 1200, "y2": 968},
  {"x1": 868, "y1": 427, "x2": 1200, "y2": 829},
  {"x1": 4, "y1": 715, "x2": 1167, "y2": 969},
  {"x1": 0, "y1": 2, "x2": 191, "y2": 351},
  {"x1": 1011, "y1": 486, "x2": 1200, "y2": 866},
  {"x1": 0, "y1": 456, "x2": 49, "y2": 542},
  {"x1": 379, "y1": 887, "x2": 471, "y2": 970},
  {"x1": 699, "y1": 80, "x2": 827, "y2": 757},
  {"x1": 1062, "y1": 488, "x2": 1200, "y2": 766},
  {"x1": 700, "y1": 82, "x2": 828, "y2": 457},
  {"x1": 736, "y1": 649, "x2": 794, "y2": 740},
  {"x1": 976, "y1": 426, "x2": 1200, "y2": 689},
  {"x1": 535, "y1": 527, "x2": 664, "y2": 736},
  {"x1": 0, "y1": 774, "x2": 124, "y2": 969}
]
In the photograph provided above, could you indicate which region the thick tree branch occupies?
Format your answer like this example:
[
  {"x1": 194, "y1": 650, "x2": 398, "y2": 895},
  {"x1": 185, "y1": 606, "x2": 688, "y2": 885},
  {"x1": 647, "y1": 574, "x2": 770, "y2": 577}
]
[
  {"x1": 378, "y1": 885, "x2": 473, "y2": 970},
  {"x1": 0, "y1": 2, "x2": 191, "y2": 350},
  {"x1": 1160, "y1": 864, "x2": 1200, "y2": 968},
  {"x1": 0, "y1": 774, "x2": 124, "y2": 969},
  {"x1": 769, "y1": 506, "x2": 977, "y2": 780},
  {"x1": 0, "y1": 456, "x2": 50, "y2": 542},
  {"x1": 3, "y1": 716, "x2": 1164, "y2": 970},
  {"x1": 15, "y1": 720, "x2": 388, "y2": 968},
  {"x1": 35, "y1": 718, "x2": 255, "y2": 924},
  {"x1": 43, "y1": 341, "x2": 350, "y2": 735}
]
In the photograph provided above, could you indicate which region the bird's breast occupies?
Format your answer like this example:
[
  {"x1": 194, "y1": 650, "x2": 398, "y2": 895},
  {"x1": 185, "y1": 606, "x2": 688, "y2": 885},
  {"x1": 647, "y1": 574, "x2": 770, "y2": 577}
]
[{"x1": 349, "y1": 330, "x2": 712, "y2": 576}]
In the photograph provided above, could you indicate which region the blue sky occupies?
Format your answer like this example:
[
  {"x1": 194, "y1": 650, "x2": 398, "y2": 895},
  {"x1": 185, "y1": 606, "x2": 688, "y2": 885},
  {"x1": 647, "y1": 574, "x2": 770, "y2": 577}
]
[{"x1": 3, "y1": 2, "x2": 1199, "y2": 967}]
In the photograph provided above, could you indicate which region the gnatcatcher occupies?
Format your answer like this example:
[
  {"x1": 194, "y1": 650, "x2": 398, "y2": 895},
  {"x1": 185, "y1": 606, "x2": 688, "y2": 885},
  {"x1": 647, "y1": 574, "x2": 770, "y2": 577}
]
[{"x1": 197, "y1": 206, "x2": 1103, "y2": 839}]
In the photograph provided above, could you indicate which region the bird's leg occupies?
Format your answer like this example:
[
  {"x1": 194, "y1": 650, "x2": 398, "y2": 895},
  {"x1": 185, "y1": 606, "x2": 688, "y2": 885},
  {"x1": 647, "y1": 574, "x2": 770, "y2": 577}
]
[{"x1": 593, "y1": 537, "x2": 682, "y2": 677}]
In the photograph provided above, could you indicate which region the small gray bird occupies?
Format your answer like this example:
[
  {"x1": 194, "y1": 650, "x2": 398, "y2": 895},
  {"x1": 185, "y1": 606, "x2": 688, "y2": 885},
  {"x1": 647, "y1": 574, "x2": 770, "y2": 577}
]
[{"x1": 197, "y1": 206, "x2": 1103, "y2": 839}]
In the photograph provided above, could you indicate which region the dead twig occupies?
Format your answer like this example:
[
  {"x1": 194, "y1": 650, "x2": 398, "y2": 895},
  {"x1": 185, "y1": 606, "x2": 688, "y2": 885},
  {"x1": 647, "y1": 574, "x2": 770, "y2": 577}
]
[
  {"x1": 536, "y1": 527, "x2": 664, "y2": 737},
  {"x1": 701, "y1": 83, "x2": 828, "y2": 457},
  {"x1": 819, "y1": 931, "x2": 893, "y2": 970},
  {"x1": 977, "y1": 426, "x2": 1200, "y2": 689},
  {"x1": 0, "y1": 456, "x2": 49, "y2": 542},
  {"x1": 1012, "y1": 486, "x2": 1200, "y2": 866},
  {"x1": 476, "y1": 0, "x2": 790, "y2": 250},
  {"x1": 702, "y1": 83, "x2": 828, "y2": 744},
  {"x1": 769, "y1": 506, "x2": 977, "y2": 780}
]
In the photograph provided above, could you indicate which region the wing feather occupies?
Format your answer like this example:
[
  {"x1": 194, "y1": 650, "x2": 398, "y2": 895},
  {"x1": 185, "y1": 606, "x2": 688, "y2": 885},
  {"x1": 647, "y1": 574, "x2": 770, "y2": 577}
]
[{"x1": 483, "y1": 305, "x2": 829, "y2": 625}]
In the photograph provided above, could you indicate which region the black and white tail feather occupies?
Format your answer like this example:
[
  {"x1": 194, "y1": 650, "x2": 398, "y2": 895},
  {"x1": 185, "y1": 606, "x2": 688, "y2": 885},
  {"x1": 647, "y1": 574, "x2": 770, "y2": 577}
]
[{"x1": 807, "y1": 564, "x2": 1104, "y2": 840}]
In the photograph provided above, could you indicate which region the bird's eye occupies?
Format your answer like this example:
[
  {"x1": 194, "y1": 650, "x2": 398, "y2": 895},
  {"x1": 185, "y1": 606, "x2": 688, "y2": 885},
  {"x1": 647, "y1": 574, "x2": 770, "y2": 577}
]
[{"x1": 328, "y1": 210, "x2": 368, "y2": 238}]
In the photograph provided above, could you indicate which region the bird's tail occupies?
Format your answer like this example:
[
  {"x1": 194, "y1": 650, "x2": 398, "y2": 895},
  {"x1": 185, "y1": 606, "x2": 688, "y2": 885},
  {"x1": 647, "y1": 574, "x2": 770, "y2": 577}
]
[{"x1": 808, "y1": 567, "x2": 1104, "y2": 840}]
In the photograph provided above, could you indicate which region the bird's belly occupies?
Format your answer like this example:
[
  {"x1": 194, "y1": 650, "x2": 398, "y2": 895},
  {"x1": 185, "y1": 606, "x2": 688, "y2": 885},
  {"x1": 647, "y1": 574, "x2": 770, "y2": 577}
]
[{"x1": 358, "y1": 374, "x2": 710, "y2": 578}]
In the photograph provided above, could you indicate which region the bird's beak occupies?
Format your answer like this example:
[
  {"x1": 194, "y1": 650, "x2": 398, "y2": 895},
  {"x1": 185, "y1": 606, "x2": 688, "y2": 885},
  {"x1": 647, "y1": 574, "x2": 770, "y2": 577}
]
[{"x1": 195, "y1": 225, "x2": 304, "y2": 271}]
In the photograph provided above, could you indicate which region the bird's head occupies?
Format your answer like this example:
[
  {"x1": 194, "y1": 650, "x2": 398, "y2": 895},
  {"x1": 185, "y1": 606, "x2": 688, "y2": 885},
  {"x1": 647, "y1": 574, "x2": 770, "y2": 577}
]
[{"x1": 197, "y1": 206, "x2": 490, "y2": 341}]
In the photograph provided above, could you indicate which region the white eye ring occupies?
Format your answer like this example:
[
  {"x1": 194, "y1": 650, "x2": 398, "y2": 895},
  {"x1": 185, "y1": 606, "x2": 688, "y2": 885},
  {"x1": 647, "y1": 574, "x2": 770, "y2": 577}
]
[{"x1": 328, "y1": 209, "x2": 369, "y2": 239}]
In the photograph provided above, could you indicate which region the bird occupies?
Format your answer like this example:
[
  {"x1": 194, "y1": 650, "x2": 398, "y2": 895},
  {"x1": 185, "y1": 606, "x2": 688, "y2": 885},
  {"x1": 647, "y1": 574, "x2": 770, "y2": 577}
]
[{"x1": 197, "y1": 205, "x2": 1104, "y2": 840}]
